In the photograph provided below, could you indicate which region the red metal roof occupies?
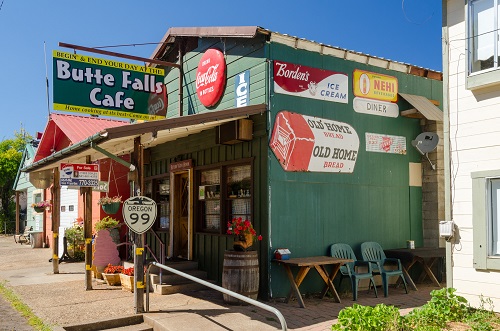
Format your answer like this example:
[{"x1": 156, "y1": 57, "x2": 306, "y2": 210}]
[{"x1": 34, "y1": 113, "x2": 128, "y2": 162}]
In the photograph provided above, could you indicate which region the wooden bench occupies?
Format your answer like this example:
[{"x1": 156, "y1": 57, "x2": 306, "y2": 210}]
[{"x1": 14, "y1": 226, "x2": 33, "y2": 245}]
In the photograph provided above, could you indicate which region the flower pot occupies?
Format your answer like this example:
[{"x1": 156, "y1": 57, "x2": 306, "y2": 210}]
[
  {"x1": 102, "y1": 202, "x2": 120, "y2": 214},
  {"x1": 222, "y1": 250, "x2": 259, "y2": 304},
  {"x1": 34, "y1": 206, "x2": 45, "y2": 213},
  {"x1": 233, "y1": 232, "x2": 254, "y2": 251},
  {"x1": 103, "y1": 273, "x2": 121, "y2": 286},
  {"x1": 120, "y1": 273, "x2": 134, "y2": 292}
]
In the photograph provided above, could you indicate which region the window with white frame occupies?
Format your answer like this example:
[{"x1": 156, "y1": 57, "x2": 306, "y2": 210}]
[
  {"x1": 472, "y1": 170, "x2": 500, "y2": 270},
  {"x1": 469, "y1": 0, "x2": 500, "y2": 73},
  {"x1": 490, "y1": 178, "x2": 500, "y2": 255}
]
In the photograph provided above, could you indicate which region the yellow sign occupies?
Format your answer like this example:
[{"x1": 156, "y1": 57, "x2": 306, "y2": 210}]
[{"x1": 353, "y1": 69, "x2": 398, "y2": 102}]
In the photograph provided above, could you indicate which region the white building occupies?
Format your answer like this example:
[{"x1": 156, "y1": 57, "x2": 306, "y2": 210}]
[{"x1": 444, "y1": 0, "x2": 500, "y2": 309}]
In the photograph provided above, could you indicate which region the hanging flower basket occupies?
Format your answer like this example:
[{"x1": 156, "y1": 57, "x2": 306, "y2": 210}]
[
  {"x1": 32, "y1": 200, "x2": 51, "y2": 213},
  {"x1": 34, "y1": 206, "x2": 45, "y2": 213},
  {"x1": 102, "y1": 202, "x2": 120, "y2": 214}
]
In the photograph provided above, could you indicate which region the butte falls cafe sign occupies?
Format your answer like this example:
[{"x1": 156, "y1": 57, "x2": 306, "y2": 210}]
[
  {"x1": 52, "y1": 50, "x2": 167, "y2": 121},
  {"x1": 269, "y1": 111, "x2": 359, "y2": 173},
  {"x1": 273, "y1": 60, "x2": 348, "y2": 104}
]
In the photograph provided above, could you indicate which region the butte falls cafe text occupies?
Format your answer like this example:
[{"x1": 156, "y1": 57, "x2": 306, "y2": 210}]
[{"x1": 55, "y1": 59, "x2": 164, "y2": 110}]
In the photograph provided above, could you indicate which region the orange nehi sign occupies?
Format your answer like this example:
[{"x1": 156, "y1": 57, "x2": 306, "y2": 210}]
[{"x1": 353, "y1": 69, "x2": 398, "y2": 102}]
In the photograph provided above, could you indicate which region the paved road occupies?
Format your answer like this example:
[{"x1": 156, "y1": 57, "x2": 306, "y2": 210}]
[{"x1": 0, "y1": 288, "x2": 34, "y2": 331}]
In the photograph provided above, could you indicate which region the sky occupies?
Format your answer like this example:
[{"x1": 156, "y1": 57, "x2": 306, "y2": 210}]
[{"x1": 0, "y1": 0, "x2": 442, "y2": 140}]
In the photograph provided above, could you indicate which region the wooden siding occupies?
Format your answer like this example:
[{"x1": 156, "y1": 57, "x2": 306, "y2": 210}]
[
  {"x1": 268, "y1": 42, "x2": 440, "y2": 297},
  {"x1": 145, "y1": 114, "x2": 269, "y2": 294},
  {"x1": 163, "y1": 36, "x2": 268, "y2": 117},
  {"x1": 446, "y1": 0, "x2": 500, "y2": 309}
]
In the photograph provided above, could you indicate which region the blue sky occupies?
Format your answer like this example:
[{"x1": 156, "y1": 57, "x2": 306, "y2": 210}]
[{"x1": 0, "y1": 0, "x2": 441, "y2": 139}]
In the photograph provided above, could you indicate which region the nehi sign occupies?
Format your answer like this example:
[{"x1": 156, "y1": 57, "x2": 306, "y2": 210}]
[{"x1": 53, "y1": 50, "x2": 167, "y2": 121}]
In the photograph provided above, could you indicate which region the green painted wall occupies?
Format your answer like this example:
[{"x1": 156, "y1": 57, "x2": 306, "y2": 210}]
[
  {"x1": 147, "y1": 35, "x2": 442, "y2": 300},
  {"x1": 267, "y1": 42, "x2": 441, "y2": 297},
  {"x1": 145, "y1": 114, "x2": 269, "y2": 294},
  {"x1": 163, "y1": 36, "x2": 268, "y2": 117}
]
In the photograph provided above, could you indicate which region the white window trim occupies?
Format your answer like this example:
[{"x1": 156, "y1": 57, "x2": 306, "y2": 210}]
[
  {"x1": 466, "y1": 0, "x2": 500, "y2": 89},
  {"x1": 472, "y1": 169, "x2": 500, "y2": 270}
]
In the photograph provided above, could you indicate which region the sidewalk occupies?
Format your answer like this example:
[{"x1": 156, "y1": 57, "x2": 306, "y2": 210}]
[{"x1": 0, "y1": 235, "x2": 434, "y2": 330}]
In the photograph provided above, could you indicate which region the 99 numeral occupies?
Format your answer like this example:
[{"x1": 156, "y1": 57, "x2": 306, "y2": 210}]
[{"x1": 130, "y1": 213, "x2": 150, "y2": 225}]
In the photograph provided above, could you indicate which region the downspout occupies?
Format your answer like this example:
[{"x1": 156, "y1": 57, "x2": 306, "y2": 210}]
[
  {"x1": 179, "y1": 39, "x2": 184, "y2": 117},
  {"x1": 90, "y1": 142, "x2": 136, "y2": 172},
  {"x1": 442, "y1": 0, "x2": 453, "y2": 289}
]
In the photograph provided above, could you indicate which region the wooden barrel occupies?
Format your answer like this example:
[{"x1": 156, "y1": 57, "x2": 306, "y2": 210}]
[{"x1": 222, "y1": 250, "x2": 259, "y2": 304}]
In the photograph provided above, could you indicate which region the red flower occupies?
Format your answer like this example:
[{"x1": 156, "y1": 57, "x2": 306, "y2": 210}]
[{"x1": 226, "y1": 217, "x2": 263, "y2": 243}]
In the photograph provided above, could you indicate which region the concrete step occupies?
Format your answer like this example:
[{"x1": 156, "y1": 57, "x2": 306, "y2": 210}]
[
  {"x1": 106, "y1": 323, "x2": 153, "y2": 331},
  {"x1": 153, "y1": 281, "x2": 210, "y2": 295},
  {"x1": 63, "y1": 315, "x2": 149, "y2": 331},
  {"x1": 150, "y1": 269, "x2": 208, "y2": 285}
]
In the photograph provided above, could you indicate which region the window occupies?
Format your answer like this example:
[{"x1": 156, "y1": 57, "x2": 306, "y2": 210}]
[
  {"x1": 69, "y1": 205, "x2": 74, "y2": 212},
  {"x1": 472, "y1": 170, "x2": 500, "y2": 270},
  {"x1": 197, "y1": 161, "x2": 252, "y2": 234},
  {"x1": 469, "y1": 0, "x2": 500, "y2": 73},
  {"x1": 145, "y1": 177, "x2": 170, "y2": 231}
]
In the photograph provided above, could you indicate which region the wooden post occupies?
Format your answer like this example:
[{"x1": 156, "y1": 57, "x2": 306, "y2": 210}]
[
  {"x1": 83, "y1": 155, "x2": 93, "y2": 290},
  {"x1": 52, "y1": 167, "x2": 60, "y2": 274},
  {"x1": 133, "y1": 137, "x2": 145, "y2": 313}
]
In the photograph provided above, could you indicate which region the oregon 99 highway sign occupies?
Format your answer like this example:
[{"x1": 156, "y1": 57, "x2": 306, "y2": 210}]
[{"x1": 122, "y1": 196, "x2": 157, "y2": 234}]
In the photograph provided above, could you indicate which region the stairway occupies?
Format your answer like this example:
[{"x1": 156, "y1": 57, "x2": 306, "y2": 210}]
[{"x1": 124, "y1": 260, "x2": 210, "y2": 295}]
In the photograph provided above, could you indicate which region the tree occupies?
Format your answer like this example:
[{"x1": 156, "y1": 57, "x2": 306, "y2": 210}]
[{"x1": 0, "y1": 130, "x2": 32, "y2": 233}]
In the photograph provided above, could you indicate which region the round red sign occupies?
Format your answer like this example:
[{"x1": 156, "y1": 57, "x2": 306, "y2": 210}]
[{"x1": 195, "y1": 48, "x2": 226, "y2": 107}]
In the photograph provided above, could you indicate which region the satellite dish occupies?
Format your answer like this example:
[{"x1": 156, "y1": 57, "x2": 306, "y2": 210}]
[{"x1": 411, "y1": 132, "x2": 439, "y2": 170}]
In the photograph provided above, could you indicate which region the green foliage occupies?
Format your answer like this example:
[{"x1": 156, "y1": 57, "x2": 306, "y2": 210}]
[
  {"x1": 332, "y1": 303, "x2": 400, "y2": 331},
  {"x1": 94, "y1": 216, "x2": 120, "y2": 232},
  {"x1": 403, "y1": 287, "x2": 469, "y2": 329},
  {"x1": 332, "y1": 288, "x2": 500, "y2": 331},
  {"x1": 0, "y1": 130, "x2": 33, "y2": 233},
  {"x1": 65, "y1": 223, "x2": 85, "y2": 261}
]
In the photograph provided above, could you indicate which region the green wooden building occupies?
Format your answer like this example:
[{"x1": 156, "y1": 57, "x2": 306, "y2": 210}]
[
  {"x1": 145, "y1": 26, "x2": 443, "y2": 298},
  {"x1": 24, "y1": 26, "x2": 443, "y2": 300}
]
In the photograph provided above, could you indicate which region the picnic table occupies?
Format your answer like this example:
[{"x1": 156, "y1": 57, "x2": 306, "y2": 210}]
[
  {"x1": 384, "y1": 247, "x2": 445, "y2": 291},
  {"x1": 274, "y1": 256, "x2": 352, "y2": 308}
]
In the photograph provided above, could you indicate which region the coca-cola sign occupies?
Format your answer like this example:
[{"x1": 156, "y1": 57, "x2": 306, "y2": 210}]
[
  {"x1": 196, "y1": 48, "x2": 226, "y2": 107},
  {"x1": 273, "y1": 60, "x2": 348, "y2": 104}
]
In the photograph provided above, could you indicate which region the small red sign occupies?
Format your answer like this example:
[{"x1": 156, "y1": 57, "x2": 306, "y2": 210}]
[{"x1": 196, "y1": 49, "x2": 226, "y2": 107}]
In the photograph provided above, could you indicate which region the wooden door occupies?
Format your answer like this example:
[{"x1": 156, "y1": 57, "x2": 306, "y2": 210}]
[{"x1": 170, "y1": 171, "x2": 192, "y2": 259}]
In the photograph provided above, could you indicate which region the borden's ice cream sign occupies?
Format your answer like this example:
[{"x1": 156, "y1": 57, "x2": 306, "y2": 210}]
[
  {"x1": 196, "y1": 48, "x2": 226, "y2": 107},
  {"x1": 270, "y1": 111, "x2": 359, "y2": 173},
  {"x1": 273, "y1": 60, "x2": 348, "y2": 104}
]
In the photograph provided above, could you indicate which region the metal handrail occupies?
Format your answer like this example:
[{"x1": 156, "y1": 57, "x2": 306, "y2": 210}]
[{"x1": 146, "y1": 261, "x2": 287, "y2": 331}]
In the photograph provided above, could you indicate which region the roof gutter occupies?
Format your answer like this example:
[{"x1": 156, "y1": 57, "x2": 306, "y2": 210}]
[{"x1": 21, "y1": 131, "x2": 109, "y2": 173}]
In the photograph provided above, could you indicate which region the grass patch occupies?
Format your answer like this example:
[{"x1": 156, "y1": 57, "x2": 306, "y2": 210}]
[{"x1": 0, "y1": 281, "x2": 52, "y2": 331}]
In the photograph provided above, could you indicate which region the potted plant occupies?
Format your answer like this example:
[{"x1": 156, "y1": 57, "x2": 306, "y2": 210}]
[
  {"x1": 93, "y1": 216, "x2": 121, "y2": 276},
  {"x1": 102, "y1": 263, "x2": 123, "y2": 286},
  {"x1": 120, "y1": 267, "x2": 134, "y2": 292},
  {"x1": 226, "y1": 217, "x2": 262, "y2": 251},
  {"x1": 97, "y1": 195, "x2": 122, "y2": 214},
  {"x1": 32, "y1": 200, "x2": 51, "y2": 213},
  {"x1": 223, "y1": 217, "x2": 263, "y2": 304}
]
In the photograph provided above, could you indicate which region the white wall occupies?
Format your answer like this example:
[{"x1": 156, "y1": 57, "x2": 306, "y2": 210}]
[{"x1": 447, "y1": 0, "x2": 500, "y2": 309}]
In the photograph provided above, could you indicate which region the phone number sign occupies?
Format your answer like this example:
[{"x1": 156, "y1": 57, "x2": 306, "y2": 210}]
[
  {"x1": 122, "y1": 196, "x2": 157, "y2": 234},
  {"x1": 60, "y1": 163, "x2": 99, "y2": 187}
]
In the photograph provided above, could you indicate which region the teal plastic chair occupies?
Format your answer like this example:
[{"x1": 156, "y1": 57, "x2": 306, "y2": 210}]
[
  {"x1": 330, "y1": 243, "x2": 378, "y2": 301},
  {"x1": 360, "y1": 242, "x2": 408, "y2": 297}
]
